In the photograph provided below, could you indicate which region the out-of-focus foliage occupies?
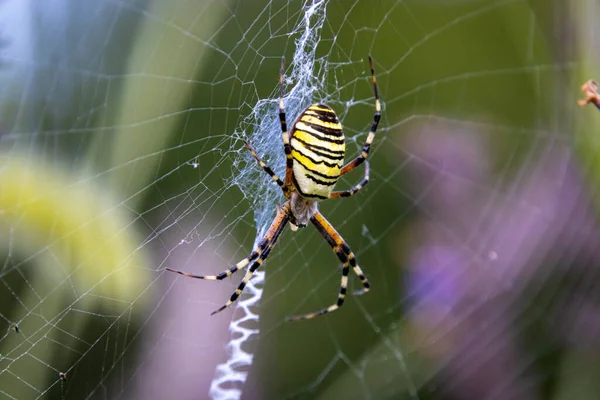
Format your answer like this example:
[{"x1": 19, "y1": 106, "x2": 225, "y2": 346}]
[
  {"x1": 0, "y1": 151, "x2": 148, "y2": 306},
  {"x1": 2, "y1": 0, "x2": 600, "y2": 399},
  {"x1": 0, "y1": 0, "x2": 228, "y2": 398},
  {"x1": 0, "y1": 150, "x2": 152, "y2": 396}
]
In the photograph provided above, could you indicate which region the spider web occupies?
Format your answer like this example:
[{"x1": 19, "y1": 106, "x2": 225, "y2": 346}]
[{"x1": 0, "y1": 0, "x2": 596, "y2": 399}]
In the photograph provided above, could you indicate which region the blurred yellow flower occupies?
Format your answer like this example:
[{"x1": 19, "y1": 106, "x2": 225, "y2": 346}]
[{"x1": 0, "y1": 151, "x2": 149, "y2": 310}]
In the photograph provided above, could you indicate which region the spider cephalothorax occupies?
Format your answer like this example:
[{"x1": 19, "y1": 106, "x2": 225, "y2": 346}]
[
  {"x1": 168, "y1": 56, "x2": 380, "y2": 321},
  {"x1": 288, "y1": 192, "x2": 318, "y2": 230}
]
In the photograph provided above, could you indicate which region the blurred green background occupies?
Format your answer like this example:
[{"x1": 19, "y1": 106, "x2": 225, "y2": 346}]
[{"x1": 1, "y1": 0, "x2": 599, "y2": 399}]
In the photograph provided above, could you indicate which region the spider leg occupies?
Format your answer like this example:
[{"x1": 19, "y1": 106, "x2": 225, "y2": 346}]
[
  {"x1": 312, "y1": 211, "x2": 371, "y2": 293},
  {"x1": 166, "y1": 246, "x2": 261, "y2": 281},
  {"x1": 166, "y1": 204, "x2": 288, "y2": 282},
  {"x1": 287, "y1": 211, "x2": 370, "y2": 321},
  {"x1": 245, "y1": 142, "x2": 291, "y2": 198},
  {"x1": 211, "y1": 203, "x2": 290, "y2": 315},
  {"x1": 328, "y1": 161, "x2": 369, "y2": 199},
  {"x1": 279, "y1": 57, "x2": 294, "y2": 188},
  {"x1": 340, "y1": 56, "x2": 381, "y2": 176}
]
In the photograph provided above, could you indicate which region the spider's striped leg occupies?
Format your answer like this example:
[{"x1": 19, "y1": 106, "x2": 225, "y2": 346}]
[
  {"x1": 312, "y1": 212, "x2": 370, "y2": 295},
  {"x1": 166, "y1": 203, "x2": 289, "y2": 282},
  {"x1": 287, "y1": 255, "x2": 350, "y2": 322},
  {"x1": 287, "y1": 211, "x2": 370, "y2": 321},
  {"x1": 245, "y1": 142, "x2": 291, "y2": 198},
  {"x1": 211, "y1": 203, "x2": 290, "y2": 315},
  {"x1": 340, "y1": 56, "x2": 381, "y2": 176},
  {"x1": 166, "y1": 247, "x2": 260, "y2": 281},
  {"x1": 279, "y1": 56, "x2": 294, "y2": 187},
  {"x1": 329, "y1": 161, "x2": 369, "y2": 199}
]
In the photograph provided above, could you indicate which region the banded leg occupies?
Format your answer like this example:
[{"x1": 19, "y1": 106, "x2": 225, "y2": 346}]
[
  {"x1": 211, "y1": 203, "x2": 290, "y2": 315},
  {"x1": 287, "y1": 211, "x2": 371, "y2": 321},
  {"x1": 245, "y1": 142, "x2": 290, "y2": 198},
  {"x1": 329, "y1": 161, "x2": 370, "y2": 199},
  {"x1": 312, "y1": 211, "x2": 370, "y2": 293},
  {"x1": 166, "y1": 203, "x2": 288, "y2": 283},
  {"x1": 167, "y1": 250, "x2": 257, "y2": 281},
  {"x1": 279, "y1": 56, "x2": 294, "y2": 187},
  {"x1": 288, "y1": 254, "x2": 350, "y2": 321},
  {"x1": 340, "y1": 56, "x2": 381, "y2": 176}
]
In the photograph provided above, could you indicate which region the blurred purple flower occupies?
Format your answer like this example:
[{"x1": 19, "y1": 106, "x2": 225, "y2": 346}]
[{"x1": 399, "y1": 120, "x2": 600, "y2": 399}]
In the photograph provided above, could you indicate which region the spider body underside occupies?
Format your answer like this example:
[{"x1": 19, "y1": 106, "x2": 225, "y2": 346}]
[
  {"x1": 289, "y1": 191, "x2": 318, "y2": 228},
  {"x1": 167, "y1": 56, "x2": 381, "y2": 321}
]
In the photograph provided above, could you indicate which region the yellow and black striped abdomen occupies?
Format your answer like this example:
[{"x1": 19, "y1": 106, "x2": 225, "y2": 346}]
[{"x1": 290, "y1": 104, "x2": 345, "y2": 199}]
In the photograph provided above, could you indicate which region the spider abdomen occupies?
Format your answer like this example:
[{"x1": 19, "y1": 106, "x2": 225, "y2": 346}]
[{"x1": 290, "y1": 104, "x2": 345, "y2": 199}]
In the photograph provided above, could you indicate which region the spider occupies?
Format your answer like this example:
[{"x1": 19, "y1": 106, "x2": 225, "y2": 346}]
[
  {"x1": 578, "y1": 79, "x2": 600, "y2": 110},
  {"x1": 167, "y1": 56, "x2": 380, "y2": 321}
]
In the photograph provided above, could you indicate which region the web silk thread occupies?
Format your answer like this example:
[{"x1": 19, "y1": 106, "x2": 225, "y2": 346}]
[{"x1": 209, "y1": 1, "x2": 327, "y2": 399}]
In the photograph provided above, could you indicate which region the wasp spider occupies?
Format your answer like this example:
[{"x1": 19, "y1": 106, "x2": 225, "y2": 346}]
[{"x1": 167, "y1": 56, "x2": 381, "y2": 321}]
